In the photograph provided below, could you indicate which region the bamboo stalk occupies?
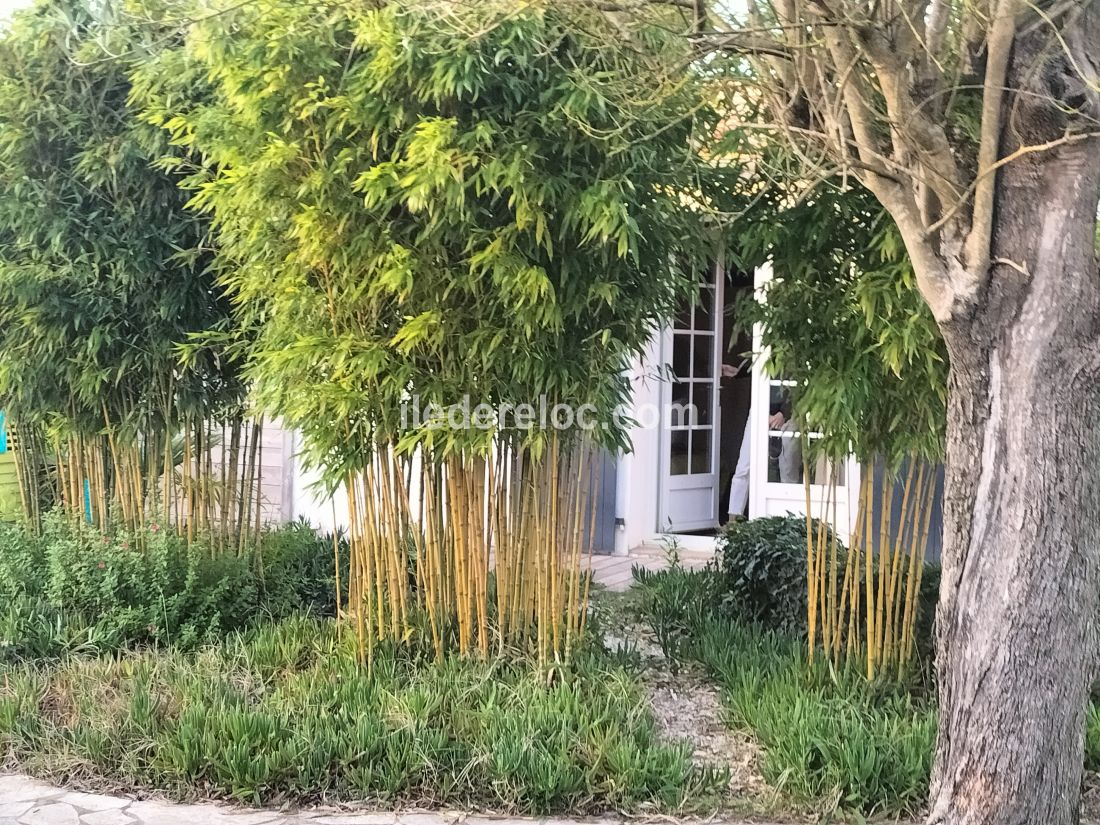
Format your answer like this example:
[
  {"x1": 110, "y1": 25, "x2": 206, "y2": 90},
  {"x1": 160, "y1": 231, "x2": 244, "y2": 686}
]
[
  {"x1": 874, "y1": 469, "x2": 893, "y2": 672},
  {"x1": 828, "y1": 476, "x2": 839, "y2": 660},
  {"x1": 864, "y1": 465, "x2": 876, "y2": 680},
  {"x1": 577, "y1": 446, "x2": 599, "y2": 640},
  {"x1": 901, "y1": 467, "x2": 936, "y2": 666},
  {"x1": 803, "y1": 453, "x2": 817, "y2": 664},
  {"x1": 11, "y1": 423, "x2": 34, "y2": 528},
  {"x1": 884, "y1": 460, "x2": 917, "y2": 667}
]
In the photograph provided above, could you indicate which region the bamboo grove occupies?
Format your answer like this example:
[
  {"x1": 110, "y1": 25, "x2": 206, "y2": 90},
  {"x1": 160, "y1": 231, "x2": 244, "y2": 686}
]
[
  {"x1": 341, "y1": 439, "x2": 602, "y2": 666},
  {"x1": 804, "y1": 462, "x2": 938, "y2": 680},
  {"x1": 0, "y1": 2, "x2": 269, "y2": 545},
  {"x1": 127, "y1": 0, "x2": 735, "y2": 661},
  {"x1": 740, "y1": 174, "x2": 948, "y2": 679}
]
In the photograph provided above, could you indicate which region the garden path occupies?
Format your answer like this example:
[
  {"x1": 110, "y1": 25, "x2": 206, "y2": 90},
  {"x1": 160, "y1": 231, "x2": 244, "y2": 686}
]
[
  {"x1": 585, "y1": 547, "x2": 711, "y2": 591},
  {"x1": 0, "y1": 774, "x2": 793, "y2": 825}
]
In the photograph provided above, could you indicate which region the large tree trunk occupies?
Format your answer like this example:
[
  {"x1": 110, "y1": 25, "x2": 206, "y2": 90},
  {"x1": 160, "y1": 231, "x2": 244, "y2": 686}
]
[
  {"x1": 928, "y1": 12, "x2": 1100, "y2": 820},
  {"x1": 931, "y1": 298, "x2": 1100, "y2": 823}
]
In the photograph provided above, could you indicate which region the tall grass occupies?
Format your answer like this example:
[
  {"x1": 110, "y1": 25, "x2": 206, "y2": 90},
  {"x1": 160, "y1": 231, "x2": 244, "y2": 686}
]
[
  {"x1": 0, "y1": 615, "x2": 720, "y2": 814},
  {"x1": 692, "y1": 617, "x2": 935, "y2": 814},
  {"x1": 633, "y1": 564, "x2": 936, "y2": 815}
]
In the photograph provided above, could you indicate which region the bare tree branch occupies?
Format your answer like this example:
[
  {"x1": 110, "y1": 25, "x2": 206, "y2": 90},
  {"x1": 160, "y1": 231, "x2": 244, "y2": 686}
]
[
  {"x1": 689, "y1": 30, "x2": 794, "y2": 58},
  {"x1": 963, "y1": 0, "x2": 1020, "y2": 279}
]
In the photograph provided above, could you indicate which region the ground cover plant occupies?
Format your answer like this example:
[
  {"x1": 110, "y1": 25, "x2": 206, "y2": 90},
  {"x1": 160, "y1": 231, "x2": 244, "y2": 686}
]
[
  {"x1": 633, "y1": 557, "x2": 936, "y2": 815},
  {"x1": 0, "y1": 513, "x2": 726, "y2": 815},
  {"x1": 0, "y1": 515, "x2": 344, "y2": 659},
  {"x1": 631, "y1": 536, "x2": 1100, "y2": 817},
  {"x1": 0, "y1": 615, "x2": 721, "y2": 814},
  {"x1": 690, "y1": 615, "x2": 936, "y2": 814}
]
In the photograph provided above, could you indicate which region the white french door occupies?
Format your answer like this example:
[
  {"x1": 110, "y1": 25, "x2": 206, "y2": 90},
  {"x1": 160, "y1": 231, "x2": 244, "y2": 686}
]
[
  {"x1": 747, "y1": 263, "x2": 860, "y2": 540},
  {"x1": 657, "y1": 263, "x2": 723, "y2": 533}
]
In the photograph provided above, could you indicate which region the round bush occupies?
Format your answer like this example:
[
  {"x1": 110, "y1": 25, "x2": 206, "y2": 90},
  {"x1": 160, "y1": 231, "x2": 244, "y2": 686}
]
[{"x1": 711, "y1": 515, "x2": 835, "y2": 636}]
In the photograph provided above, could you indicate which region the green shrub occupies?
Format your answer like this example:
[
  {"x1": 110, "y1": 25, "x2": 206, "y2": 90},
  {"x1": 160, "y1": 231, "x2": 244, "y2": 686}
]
[
  {"x1": 39, "y1": 516, "x2": 262, "y2": 650},
  {"x1": 255, "y1": 519, "x2": 348, "y2": 619},
  {"x1": 0, "y1": 616, "x2": 719, "y2": 814},
  {"x1": 0, "y1": 523, "x2": 42, "y2": 592},
  {"x1": 708, "y1": 516, "x2": 940, "y2": 659},
  {"x1": 709, "y1": 515, "x2": 824, "y2": 636},
  {"x1": 0, "y1": 514, "x2": 342, "y2": 658}
]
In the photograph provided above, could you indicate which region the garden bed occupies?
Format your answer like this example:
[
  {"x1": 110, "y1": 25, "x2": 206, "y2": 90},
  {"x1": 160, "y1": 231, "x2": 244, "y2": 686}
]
[
  {"x1": 4, "y1": 511, "x2": 1100, "y2": 823},
  {"x1": 0, "y1": 614, "x2": 724, "y2": 816},
  {"x1": 623, "y1": 523, "x2": 1100, "y2": 822}
]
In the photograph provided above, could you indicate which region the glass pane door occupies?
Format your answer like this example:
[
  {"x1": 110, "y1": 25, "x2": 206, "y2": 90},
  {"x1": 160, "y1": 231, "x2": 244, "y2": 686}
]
[
  {"x1": 749, "y1": 263, "x2": 859, "y2": 540},
  {"x1": 764, "y1": 380, "x2": 846, "y2": 486},
  {"x1": 658, "y1": 265, "x2": 722, "y2": 532}
]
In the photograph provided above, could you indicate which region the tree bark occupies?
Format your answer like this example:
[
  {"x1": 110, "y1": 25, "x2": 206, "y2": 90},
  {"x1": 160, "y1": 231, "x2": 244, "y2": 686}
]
[{"x1": 928, "y1": 10, "x2": 1100, "y2": 820}]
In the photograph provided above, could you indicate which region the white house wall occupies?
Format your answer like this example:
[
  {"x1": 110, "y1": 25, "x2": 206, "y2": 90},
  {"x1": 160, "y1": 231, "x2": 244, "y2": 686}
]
[
  {"x1": 257, "y1": 423, "x2": 294, "y2": 523},
  {"x1": 616, "y1": 329, "x2": 666, "y2": 554},
  {"x1": 163, "y1": 419, "x2": 292, "y2": 527},
  {"x1": 288, "y1": 430, "x2": 350, "y2": 533}
]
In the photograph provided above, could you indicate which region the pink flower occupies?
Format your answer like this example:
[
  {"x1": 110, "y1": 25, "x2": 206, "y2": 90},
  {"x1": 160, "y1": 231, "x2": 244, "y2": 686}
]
[
  {"x1": 121, "y1": 541, "x2": 129, "y2": 550},
  {"x1": 97, "y1": 561, "x2": 105, "y2": 570},
  {"x1": 150, "y1": 523, "x2": 159, "y2": 533}
]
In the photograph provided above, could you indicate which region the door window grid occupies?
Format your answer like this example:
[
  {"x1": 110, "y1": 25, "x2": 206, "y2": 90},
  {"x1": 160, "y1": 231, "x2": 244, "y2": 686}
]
[
  {"x1": 765, "y1": 378, "x2": 844, "y2": 485},
  {"x1": 669, "y1": 283, "x2": 717, "y2": 477}
]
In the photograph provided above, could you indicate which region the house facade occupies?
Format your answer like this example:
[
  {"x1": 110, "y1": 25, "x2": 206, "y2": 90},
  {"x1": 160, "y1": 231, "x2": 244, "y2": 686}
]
[
  {"x1": 1, "y1": 256, "x2": 887, "y2": 542},
  {"x1": 284, "y1": 261, "x2": 892, "y2": 555},
  {"x1": 607, "y1": 260, "x2": 862, "y2": 555}
]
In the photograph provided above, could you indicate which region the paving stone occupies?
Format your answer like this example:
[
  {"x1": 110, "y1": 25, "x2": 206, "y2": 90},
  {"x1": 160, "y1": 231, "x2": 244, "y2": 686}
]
[
  {"x1": 0, "y1": 780, "x2": 60, "y2": 807},
  {"x1": 219, "y1": 811, "x2": 289, "y2": 824},
  {"x1": 123, "y1": 801, "x2": 210, "y2": 825},
  {"x1": 80, "y1": 812, "x2": 134, "y2": 825},
  {"x1": 396, "y1": 815, "x2": 445, "y2": 825},
  {"x1": 19, "y1": 803, "x2": 81, "y2": 825},
  {"x1": 56, "y1": 794, "x2": 128, "y2": 814},
  {"x1": 0, "y1": 774, "x2": 801, "y2": 825},
  {"x1": 0, "y1": 803, "x2": 34, "y2": 820},
  {"x1": 125, "y1": 800, "x2": 271, "y2": 825}
]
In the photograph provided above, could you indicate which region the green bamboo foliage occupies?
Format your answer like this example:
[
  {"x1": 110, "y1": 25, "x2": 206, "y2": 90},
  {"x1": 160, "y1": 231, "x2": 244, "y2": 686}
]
[
  {"x1": 740, "y1": 175, "x2": 947, "y2": 679},
  {"x1": 0, "y1": 0, "x2": 264, "y2": 543},
  {"x1": 134, "y1": 0, "x2": 732, "y2": 659}
]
